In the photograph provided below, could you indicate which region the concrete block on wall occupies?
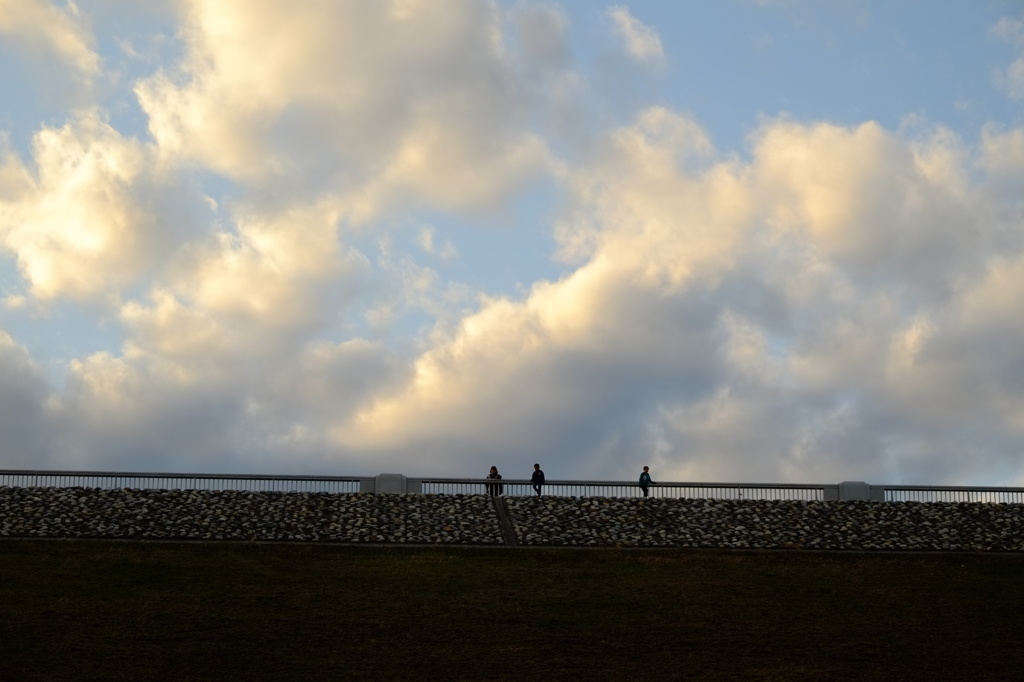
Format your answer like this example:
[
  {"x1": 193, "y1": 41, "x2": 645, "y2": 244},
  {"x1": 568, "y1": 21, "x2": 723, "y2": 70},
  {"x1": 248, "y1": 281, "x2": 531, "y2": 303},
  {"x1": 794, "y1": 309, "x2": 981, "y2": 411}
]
[
  {"x1": 375, "y1": 474, "x2": 408, "y2": 494},
  {"x1": 838, "y1": 481, "x2": 870, "y2": 501}
]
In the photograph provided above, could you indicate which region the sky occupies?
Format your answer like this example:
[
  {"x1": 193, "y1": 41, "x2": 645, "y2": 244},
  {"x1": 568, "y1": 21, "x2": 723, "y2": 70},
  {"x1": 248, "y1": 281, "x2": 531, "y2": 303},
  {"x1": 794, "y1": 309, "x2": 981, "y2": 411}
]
[{"x1": 2, "y1": 0, "x2": 1024, "y2": 486}]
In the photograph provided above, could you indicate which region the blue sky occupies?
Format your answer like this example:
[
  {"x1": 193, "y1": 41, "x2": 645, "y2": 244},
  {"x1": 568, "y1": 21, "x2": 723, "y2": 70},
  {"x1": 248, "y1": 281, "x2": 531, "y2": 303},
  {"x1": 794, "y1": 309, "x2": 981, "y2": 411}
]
[{"x1": 2, "y1": 0, "x2": 1024, "y2": 486}]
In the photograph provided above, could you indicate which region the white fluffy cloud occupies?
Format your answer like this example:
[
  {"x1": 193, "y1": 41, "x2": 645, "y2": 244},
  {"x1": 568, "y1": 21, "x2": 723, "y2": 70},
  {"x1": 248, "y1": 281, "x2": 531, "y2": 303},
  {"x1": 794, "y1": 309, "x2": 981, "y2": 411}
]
[
  {"x1": 0, "y1": 0, "x2": 99, "y2": 76},
  {"x1": 606, "y1": 5, "x2": 664, "y2": 62},
  {"x1": 119, "y1": 200, "x2": 368, "y2": 372},
  {"x1": 134, "y1": 0, "x2": 558, "y2": 218},
  {"x1": 0, "y1": 111, "x2": 194, "y2": 301}
]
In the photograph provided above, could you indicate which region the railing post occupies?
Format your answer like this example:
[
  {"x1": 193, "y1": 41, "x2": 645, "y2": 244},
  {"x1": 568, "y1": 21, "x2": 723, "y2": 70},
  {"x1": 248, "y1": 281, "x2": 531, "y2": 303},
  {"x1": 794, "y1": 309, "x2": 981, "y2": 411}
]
[
  {"x1": 835, "y1": 481, "x2": 883, "y2": 501},
  {"x1": 373, "y1": 474, "x2": 408, "y2": 494}
]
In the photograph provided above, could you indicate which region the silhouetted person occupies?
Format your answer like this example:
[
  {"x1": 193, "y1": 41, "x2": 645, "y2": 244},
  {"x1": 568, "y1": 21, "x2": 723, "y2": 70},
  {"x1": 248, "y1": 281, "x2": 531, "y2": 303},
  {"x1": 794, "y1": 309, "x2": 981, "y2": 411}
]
[
  {"x1": 486, "y1": 466, "x2": 503, "y2": 496},
  {"x1": 639, "y1": 466, "x2": 654, "y2": 497},
  {"x1": 531, "y1": 463, "x2": 545, "y2": 497}
]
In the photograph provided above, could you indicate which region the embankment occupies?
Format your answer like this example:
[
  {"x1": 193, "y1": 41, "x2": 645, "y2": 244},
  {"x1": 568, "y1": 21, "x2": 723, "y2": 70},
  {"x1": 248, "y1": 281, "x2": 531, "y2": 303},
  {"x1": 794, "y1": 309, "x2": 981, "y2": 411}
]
[{"x1": 2, "y1": 486, "x2": 1022, "y2": 550}]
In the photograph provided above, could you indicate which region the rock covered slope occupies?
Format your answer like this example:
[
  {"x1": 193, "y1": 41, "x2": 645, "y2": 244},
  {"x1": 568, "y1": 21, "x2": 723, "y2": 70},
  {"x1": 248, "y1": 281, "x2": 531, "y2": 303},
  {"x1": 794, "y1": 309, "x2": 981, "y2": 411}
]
[
  {"x1": 0, "y1": 488, "x2": 503, "y2": 544},
  {"x1": 1, "y1": 486, "x2": 1023, "y2": 551},
  {"x1": 505, "y1": 497, "x2": 1024, "y2": 550}
]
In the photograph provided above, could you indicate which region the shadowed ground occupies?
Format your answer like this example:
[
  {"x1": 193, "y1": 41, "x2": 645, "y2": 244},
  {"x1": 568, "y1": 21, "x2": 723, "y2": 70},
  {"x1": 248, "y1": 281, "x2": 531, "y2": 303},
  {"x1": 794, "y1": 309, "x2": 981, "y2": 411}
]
[{"x1": 1, "y1": 540, "x2": 1022, "y2": 680}]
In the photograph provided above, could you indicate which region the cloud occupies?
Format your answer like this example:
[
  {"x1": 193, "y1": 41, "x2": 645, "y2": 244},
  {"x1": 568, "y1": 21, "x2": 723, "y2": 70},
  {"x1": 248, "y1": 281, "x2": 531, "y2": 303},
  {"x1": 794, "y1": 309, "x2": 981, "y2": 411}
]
[
  {"x1": 999, "y1": 59, "x2": 1024, "y2": 99},
  {"x1": 323, "y1": 108, "x2": 1024, "y2": 484},
  {"x1": 119, "y1": 200, "x2": 368, "y2": 373},
  {"x1": 45, "y1": 349, "x2": 249, "y2": 471},
  {"x1": 418, "y1": 226, "x2": 458, "y2": 260},
  {"x1": 0, "y1": 331, "x2": 53, "y2": 468},
  {"x1": 0, "y1": 111, "x2": 200, "y2": 302},
  {"x1": 9, "y1": 103, "x2": 1023, "y2": 485},
  {"x1": 242, "y1": 339, "x2": 410, "y2": 465},
  {"x1": 750, "y1": 119, "x2": 983, "y2": 300},
  {"x1": 980, "y1": 125, "x2": 1024, "y2": 200},
  {"x1": 0, "y1": 0, "x2": 100, "y2": 76},
  {"x1": 329, "y1": 109, "x2": 765, "y2": 475},
  {"x1": 133, "y1": 0, "x2": 557, "y2": 217},
  {"x1": 992, "y1": 16, "x2": 1024, "y2": 46},
  {"x1": 606, "y1": 5, "x2": 664, "y2": 62},
  {"x1": 5, "y1": 3, "x2": 1024, "y2": 489},
  {"x1": 993, "y1": 16, "x2": 1024, "y2": 99},
  {"x1": 508, "y1": 2, "x2": 571, "y2": 72}
]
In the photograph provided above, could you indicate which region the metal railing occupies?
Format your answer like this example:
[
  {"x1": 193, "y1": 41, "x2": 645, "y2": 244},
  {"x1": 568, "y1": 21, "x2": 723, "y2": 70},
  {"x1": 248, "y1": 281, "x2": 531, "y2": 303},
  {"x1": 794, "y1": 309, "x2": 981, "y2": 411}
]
[
  {"x1": 421, "y1": 478, "x2": 826, "y2": 500},
  {"x1": 2, "y1": 470, "x2": 1023, "y2": 503},
  {"x1": 0, "y1": 470, "x2": 363, "y2": 494},
  {"x1": 881, "y1": 485, "x2": 1024, "y2": 503}
]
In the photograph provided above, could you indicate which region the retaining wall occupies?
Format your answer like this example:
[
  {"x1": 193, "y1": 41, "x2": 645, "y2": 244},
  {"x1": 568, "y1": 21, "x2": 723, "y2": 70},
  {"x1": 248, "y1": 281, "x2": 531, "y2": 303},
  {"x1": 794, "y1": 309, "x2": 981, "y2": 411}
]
[{"x1": 2, "y1": 486, "x2": 1023, "y2": 551}]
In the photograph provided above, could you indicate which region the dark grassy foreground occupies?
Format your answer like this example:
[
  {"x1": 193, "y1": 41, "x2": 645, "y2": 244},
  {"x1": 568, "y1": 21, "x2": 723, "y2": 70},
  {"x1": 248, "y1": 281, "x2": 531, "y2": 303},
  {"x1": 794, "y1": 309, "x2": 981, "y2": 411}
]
[{"x1": 1, "y1": 541, "x2": 1023, "y2": 681}]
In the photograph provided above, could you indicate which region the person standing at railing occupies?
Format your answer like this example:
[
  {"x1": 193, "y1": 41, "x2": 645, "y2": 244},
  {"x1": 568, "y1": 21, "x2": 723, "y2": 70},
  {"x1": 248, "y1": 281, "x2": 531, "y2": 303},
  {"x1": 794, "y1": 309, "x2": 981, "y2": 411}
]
[
  {"x1": 639, "y1": 466, "x2": 655, "y2": 497},
  {"x1": 486, "y1": 466, "x2": 503, "y2": 496},
  {"x1": 531, "y1": 463, "x2": 545, "y2": 497}
]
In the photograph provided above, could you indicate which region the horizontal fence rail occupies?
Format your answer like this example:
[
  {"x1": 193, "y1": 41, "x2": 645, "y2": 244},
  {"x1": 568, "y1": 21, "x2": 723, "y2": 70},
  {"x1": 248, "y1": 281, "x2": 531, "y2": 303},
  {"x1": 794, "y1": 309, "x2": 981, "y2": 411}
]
[
  {"x1": 0, "y1": 470, "x2": 362, "y2": 494},
  {"x1": 2, "y1": 470, "x2": 1023, "y2": 502},
  {"x1": 420, "y1": 479, "x2": 827, "y2": 501},
  {"x1": 881, "y1": 485, "x2": 1024, "y2": 504}
]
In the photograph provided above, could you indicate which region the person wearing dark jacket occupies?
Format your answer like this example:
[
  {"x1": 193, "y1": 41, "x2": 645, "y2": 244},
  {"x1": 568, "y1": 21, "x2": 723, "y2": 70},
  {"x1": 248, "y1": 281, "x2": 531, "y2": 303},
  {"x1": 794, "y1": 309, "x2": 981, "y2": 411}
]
[
  {"x1": 639, "y1": 466, "x2": 655, "y2": 497},
  {"x1": 531, "y1": 463, "x2": 545, "y2": 497},
  {"x1": 486, "y1": 466, "x2": 503, "y2": 496}
]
